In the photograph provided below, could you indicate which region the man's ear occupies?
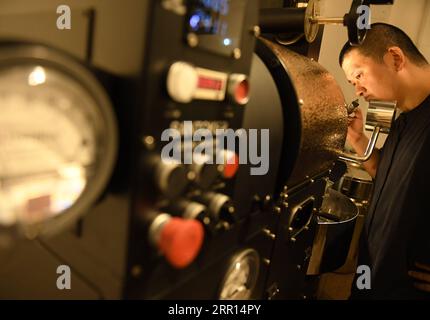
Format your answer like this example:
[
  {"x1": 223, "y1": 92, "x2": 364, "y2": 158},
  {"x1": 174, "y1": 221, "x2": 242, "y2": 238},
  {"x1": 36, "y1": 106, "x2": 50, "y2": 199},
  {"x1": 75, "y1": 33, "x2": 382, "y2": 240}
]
[{"x1": 385, "y1": 46, "x2": 406, "y2": 71}]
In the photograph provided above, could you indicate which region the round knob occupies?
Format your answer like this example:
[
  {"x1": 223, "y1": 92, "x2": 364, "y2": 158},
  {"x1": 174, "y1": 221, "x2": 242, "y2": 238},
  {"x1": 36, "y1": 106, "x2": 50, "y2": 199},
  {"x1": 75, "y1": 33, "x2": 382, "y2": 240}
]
[
  {"x1": 158, "y1": 217, "x2": 204, "y2": 268},
  {"x1": 166, "y1": 62, "x2": 198, "y2": 103},
  {"x1": 155, "y1": 160, "x2": 189, "y2": 198},
  {"x1": 190, "y1": 154, "x2": 221, "y2": 189},
  {"x1": 196, "y1": 192, "x2": 236, "y2": 225}
]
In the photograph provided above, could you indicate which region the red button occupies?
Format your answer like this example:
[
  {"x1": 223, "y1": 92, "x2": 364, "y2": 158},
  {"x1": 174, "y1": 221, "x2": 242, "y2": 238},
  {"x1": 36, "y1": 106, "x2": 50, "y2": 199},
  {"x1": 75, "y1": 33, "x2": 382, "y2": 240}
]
[
  {"x1": 223, "y1": 151, "x2": 239, "y2": 179},
  {"x1": 234, "y1": 78, "x2": 249, "y2": 105},
  {"x1": 158, "y1": 217, "x2": 204, "y2": 269},
  {"x1": 228, "y1": 74, "x2": 249, "y2": 105}
]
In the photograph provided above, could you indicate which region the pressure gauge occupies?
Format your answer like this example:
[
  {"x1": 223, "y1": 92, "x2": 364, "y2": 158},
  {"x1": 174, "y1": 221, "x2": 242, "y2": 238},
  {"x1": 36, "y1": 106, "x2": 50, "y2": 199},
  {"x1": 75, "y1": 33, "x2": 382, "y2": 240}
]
[
  {"x1": 0, "y1": 43, "x2": 117, "y2": 239},
  {"x1": 218, "y1": 249, "x2": 260, "y2": 300}
]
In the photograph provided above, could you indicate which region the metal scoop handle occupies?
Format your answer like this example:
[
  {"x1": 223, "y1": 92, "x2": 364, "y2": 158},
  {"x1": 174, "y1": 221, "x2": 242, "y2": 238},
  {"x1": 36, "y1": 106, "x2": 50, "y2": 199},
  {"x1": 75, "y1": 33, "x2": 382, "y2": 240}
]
[{"x1": 340, "y1": 100, "x2": 396, "y2": 165}]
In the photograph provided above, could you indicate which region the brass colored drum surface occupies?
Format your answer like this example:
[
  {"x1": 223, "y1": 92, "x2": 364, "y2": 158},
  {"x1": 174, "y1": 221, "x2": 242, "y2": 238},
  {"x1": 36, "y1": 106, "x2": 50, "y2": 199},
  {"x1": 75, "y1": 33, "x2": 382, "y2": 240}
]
[{"x1": 260, "y1": 38, "x2": 348, "y2": 186}]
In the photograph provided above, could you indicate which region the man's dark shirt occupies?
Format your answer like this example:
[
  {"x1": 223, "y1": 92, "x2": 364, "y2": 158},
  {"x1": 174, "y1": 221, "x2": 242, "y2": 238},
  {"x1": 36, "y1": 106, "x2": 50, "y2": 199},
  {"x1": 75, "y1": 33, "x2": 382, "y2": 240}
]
[{"x1": 352, "y1": 95, "x2": 430, "y2": 299}]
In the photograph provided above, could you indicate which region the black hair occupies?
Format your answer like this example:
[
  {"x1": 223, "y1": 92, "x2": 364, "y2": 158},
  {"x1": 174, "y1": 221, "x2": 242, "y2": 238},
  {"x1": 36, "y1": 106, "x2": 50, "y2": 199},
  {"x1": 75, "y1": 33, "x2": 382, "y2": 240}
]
[{"x1": 338, "y1": 23, "x2": 428, "y2": 67}]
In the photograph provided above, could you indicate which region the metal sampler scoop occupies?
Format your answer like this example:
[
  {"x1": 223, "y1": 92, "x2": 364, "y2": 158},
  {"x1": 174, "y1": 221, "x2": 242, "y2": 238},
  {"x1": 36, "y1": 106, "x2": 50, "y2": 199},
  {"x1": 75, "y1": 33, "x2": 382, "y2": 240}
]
[{"x1": 346, "y1": 99, "x2": 360, "y2": 115}]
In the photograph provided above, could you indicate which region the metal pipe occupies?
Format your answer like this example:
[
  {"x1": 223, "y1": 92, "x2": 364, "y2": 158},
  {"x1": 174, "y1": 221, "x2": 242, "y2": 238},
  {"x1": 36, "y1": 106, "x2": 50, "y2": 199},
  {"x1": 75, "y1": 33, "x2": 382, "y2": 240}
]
[
  {"x1": 339, "y1": 127, "x2": 381, "y2": 164},
  {"x1": 308, "y1": 17, "x2": 344, "y2": 25}
]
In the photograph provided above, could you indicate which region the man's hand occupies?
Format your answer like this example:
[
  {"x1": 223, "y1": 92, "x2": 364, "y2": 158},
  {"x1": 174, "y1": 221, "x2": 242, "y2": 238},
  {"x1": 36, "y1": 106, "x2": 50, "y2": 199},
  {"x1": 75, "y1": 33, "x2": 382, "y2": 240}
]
[
  {"x1": 347, "y1": 107, "x2": 365, "y2": 144},
  {"x1": 345, "y1": 107, "x2": 379, "y2": 178},
  {"x1": 409, "y1": 262, "x2": 430, "y2": 292}
]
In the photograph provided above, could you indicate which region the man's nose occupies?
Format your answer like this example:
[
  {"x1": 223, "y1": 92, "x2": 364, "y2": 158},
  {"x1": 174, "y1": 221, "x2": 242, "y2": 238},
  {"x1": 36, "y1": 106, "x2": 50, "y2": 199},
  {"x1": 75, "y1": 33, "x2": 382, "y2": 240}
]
[{"x1": 354, "y1": 84, "x2": 366, "y2": 97}]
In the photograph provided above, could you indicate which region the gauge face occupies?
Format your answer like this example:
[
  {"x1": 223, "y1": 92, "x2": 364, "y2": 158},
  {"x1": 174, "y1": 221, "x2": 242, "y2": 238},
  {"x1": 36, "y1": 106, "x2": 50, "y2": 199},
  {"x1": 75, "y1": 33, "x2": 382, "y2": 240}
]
[
  {"x1": 0, "y1": 48, "x2": 117, "y2": 236},
  {"x1": 219, "y1": 249, "x2": 260, "y2": 300}
]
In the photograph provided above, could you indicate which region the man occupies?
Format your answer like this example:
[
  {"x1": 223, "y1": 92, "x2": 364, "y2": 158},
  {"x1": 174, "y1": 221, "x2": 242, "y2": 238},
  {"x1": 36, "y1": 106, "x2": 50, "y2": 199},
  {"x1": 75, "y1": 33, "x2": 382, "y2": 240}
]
[{"x1": 339, "y1": 23, "x2": 430, "y2": 299}]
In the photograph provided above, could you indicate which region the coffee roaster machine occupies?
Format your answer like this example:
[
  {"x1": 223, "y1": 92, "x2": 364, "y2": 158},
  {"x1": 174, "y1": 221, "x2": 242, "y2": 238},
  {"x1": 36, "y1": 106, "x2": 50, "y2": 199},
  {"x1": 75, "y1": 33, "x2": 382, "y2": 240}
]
[{"x1": 0, "y1": 0, "x2": 393, "y2": 299}]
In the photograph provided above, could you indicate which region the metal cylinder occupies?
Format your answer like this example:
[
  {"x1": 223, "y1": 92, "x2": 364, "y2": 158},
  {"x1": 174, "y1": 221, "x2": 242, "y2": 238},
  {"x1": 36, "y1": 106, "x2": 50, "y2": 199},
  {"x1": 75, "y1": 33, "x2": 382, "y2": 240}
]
[
  {"x1": 256, "y1": 38, "x2": 348, "y2": 187},
  {"x1": 259, "y1": 8, "x2": 306, "y2": 33},
  {"x1": 308, "y1": 17, "x2": 344, "y2": 25},
  {"x1": 365, "y1": 100, "x2": 397, "y2": 133}
]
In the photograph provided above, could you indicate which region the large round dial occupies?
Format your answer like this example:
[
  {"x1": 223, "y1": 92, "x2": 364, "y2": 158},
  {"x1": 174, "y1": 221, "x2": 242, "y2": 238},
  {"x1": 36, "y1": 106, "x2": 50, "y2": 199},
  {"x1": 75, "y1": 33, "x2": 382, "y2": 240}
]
[
  {"x1": 0, "y1": 44, "x2": 117, "y2": 238},
  {"x1": 219, "y1": 249, "x2": 260, "y2": 300}
]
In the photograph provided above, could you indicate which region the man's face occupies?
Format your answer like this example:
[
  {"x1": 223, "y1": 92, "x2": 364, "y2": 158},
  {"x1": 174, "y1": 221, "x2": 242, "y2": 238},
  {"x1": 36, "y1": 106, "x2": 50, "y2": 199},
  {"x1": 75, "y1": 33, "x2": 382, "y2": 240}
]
[{"x1": 342, "y1": 49, "x2": 399, "y2": 101}]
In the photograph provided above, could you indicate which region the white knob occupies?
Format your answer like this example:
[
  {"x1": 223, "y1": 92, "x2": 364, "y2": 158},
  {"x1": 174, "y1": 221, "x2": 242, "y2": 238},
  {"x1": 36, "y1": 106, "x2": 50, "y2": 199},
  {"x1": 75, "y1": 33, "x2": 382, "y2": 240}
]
[{"x1": 166, "y1": 62, "x2": 198, "y2": 103}]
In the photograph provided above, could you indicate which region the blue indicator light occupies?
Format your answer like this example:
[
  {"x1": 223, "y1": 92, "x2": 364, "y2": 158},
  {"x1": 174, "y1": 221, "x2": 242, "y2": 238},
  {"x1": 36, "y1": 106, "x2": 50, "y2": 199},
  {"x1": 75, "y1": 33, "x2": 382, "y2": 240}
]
[{"x1": 189, "y1": 14, "x2": 201, "y2": 30}]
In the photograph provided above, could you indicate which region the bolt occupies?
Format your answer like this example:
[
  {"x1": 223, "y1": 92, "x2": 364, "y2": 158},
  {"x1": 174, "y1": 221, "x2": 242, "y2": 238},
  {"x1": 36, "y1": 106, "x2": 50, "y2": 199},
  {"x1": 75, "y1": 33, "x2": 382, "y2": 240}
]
[
  {"x1": 251, "y1": 25, "x2": 261, "y2": 37},
  {"x1": 203, "y1": 217, "x2": 211, "y2": 225},
  {"x1": 187, "y1": 171, "x2": 196, "y2": 181},
  {"x1": 187, "y1": 33, "x2": 199, "y2": 47},
  {"x1": 263, "y1": 228, "x2": 276, "y2": 240},
  {"x1": 222, "y1": 221, "x2": 231, "y2": 230},
  {"x1": 143, "y1": 135, "x2": 155, "y2": 149},
  {"x1": 232, "y1": 48, "x2": 242, "y2": 60}
]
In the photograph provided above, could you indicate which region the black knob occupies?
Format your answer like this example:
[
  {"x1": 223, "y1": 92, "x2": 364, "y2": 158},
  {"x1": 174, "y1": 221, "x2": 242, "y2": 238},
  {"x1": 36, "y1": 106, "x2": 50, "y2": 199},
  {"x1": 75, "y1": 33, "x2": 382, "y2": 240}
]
[
  {"x1": 168, "y1": 199, "x2": 207, "y2": 221},
  {"x1": 190, "y1": 159, "x2": 221, "y2": 189},
  {"x1": 146, "y1": 155, "x2": 189, "y2": 198},
  {"x1": 194, "y1": 192, "x2": 236, "y2": 225}
]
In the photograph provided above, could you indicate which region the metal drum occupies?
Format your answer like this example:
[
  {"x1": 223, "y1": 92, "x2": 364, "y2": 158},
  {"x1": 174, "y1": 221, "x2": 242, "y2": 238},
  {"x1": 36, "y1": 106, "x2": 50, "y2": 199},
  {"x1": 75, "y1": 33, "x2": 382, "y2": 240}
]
[
  {"x1": 255, "y1": 37, "x2": 348, "y2": 190},
  {"x1": 241, "y1": 37, "x2": 349, "y2": 299}
]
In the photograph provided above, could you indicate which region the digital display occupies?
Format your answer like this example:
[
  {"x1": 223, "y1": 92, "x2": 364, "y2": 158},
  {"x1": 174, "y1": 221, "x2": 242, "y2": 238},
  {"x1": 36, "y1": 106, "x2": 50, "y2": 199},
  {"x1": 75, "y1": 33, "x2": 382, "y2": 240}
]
[
  {"x1": 186, "y1": 0, "x2": 246, "y2": 57},
  {"x1": 197, "y1": 76, "x2": 223, "y2": 90}
]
